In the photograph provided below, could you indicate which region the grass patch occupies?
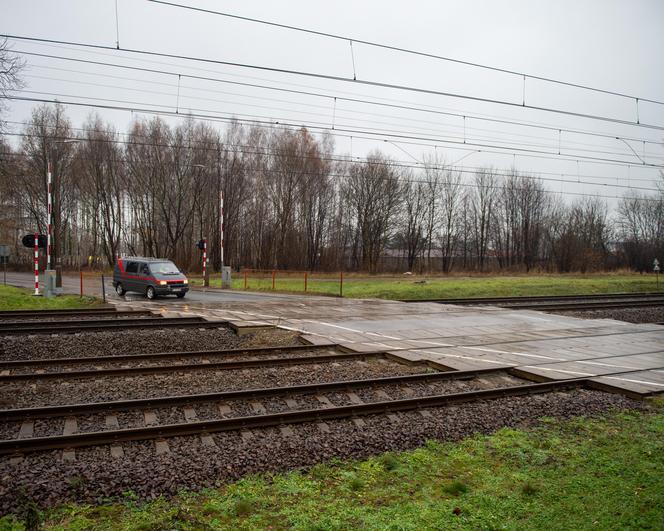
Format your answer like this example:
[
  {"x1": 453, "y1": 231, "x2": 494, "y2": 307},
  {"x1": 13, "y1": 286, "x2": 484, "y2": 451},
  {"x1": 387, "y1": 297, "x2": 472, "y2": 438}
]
[
  {"x1": 191, "y1": 272, "x2": 662, "y2": 300},
  {"x1": 0, "y1": 284, "x2": 100, "y2": 311},
  {"x1": 442, "y1": 480, "x2": 469, "y2": 496},
  {"x1": 4, "y1": 403, "x2": 663, "y2": 530}
]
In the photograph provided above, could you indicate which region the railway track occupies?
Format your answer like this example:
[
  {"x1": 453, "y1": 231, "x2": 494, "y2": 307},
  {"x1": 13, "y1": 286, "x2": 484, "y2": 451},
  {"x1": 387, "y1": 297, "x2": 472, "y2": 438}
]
[
  {"x1": 0, "y1": 344, "x2": 342, "y2": 370},
  {"x1": 0, "y1": 347, "x2": 398, "y2": 381},
  {"x1": 0, "y1": 368, "x2": 588, "y2": 456},
  {"x1": 399, "y1": 292, "x2": 664, "y2": 311},
  {"x1": 506, "y1": 299, "x2": 664, "y2": 311},
  {"x1": 0, "y1": 316, "x2": 225, "y2": 335},
  {"x1": 0, "y1": 307, "x2": 148, "y2": 318}
]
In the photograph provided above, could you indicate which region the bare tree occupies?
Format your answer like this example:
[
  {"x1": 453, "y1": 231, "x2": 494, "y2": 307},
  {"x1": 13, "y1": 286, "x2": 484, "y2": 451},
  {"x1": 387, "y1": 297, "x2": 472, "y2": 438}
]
[
  {"x1": 398, "y1": 174, "x2": 428, "y2": 272},
  {"x1": 470, "y1": 168, "x2": 497, "y2": 270},
  {"x1": 0, "y1": 38, "x2": 25, "y2": 133},
  {"x1": 75, "y1": 114, "x2": 124, "y2": 266},
  {"x1": 18, "y1": 104, "x2": 75, "y2": 270},
  {"x1": 343, "y1": 152, "x2": 403, "y2": 273}
]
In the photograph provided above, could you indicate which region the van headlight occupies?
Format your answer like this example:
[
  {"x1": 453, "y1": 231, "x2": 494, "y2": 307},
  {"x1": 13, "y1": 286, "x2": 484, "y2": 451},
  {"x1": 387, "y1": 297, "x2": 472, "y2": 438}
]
[
  {"x1": 159, "y1": 280, "x2": 167, "y2": 286},
  {"x1": 183, "y1": 279, "x2": 188, "y2": 284}
]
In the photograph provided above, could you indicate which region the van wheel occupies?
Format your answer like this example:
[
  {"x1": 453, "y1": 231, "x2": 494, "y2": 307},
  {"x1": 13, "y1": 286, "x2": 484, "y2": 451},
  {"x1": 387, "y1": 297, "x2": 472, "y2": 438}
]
[
  {"x1": 146, "y1": 286, "x2": 157, "y2": 300},
  {"x1": 115, "y1": 284, "x2": 126, "y2": 296},
  {"x1": 176, "y1": 292, "x2": 186, "y2": 299}
]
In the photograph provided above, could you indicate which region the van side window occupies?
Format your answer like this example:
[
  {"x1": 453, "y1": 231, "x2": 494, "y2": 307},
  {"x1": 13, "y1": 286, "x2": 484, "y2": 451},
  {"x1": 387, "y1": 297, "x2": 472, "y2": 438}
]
[
  {"x1": 140, "y1": 264, "x2": 150, "y2": 276},
  {"x1": 126, "y1": 262, "x2": 138, "y2": 274}
]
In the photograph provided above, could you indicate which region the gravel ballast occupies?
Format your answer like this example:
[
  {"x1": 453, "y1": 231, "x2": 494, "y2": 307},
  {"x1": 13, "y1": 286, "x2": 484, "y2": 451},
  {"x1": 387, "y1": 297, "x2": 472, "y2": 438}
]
[
  {"x1": 0, "y1": 327, "x2": 299, "y2": 362},
  {"x1": 0, "y1": 371, "x2": 523, "y2": 438},
  {"x1": 0, "y1": 389, "x2": 645, "y2": 514},
  {"x1": 0, "y1": 358, "x2": 430, "y2": 408},
  {"x1": 557, "y1": 306, "x2": 664, "y2": 323}
]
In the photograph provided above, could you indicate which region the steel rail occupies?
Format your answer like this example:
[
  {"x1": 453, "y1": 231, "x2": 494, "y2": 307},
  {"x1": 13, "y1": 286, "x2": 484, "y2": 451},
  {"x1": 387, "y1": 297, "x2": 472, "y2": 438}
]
[
  {"x1": 0, "y1": 351, "x2": 398, "y2": 382},
  {"x1": 0, "y1": 379, "x2": 588, "y2": 455},
  {"x1": 0, "y1": 317, "x2": 225, "y2": 335},
  {"x1": 0, "y1": 308, "x2": 150, "y2": 318},
  {"x1": 399, "y1": 292, "x2": 664, "y2": 304},
  {"x1": 0, "y1": 366, "x2": 504, "y2": 421},
  {"x1": 512, "y1": 300, "x2": 664, "y2": 311},
  {"x1": 0, "y1": 344, "x2": 336, "y2": 369}
]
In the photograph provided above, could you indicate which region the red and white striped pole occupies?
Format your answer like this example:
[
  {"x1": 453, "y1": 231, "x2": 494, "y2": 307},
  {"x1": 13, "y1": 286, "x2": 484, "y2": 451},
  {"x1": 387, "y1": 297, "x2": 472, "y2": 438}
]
[
  {"x1": 202, "y1": 238, "x2": 207, "y2": 285},
  {"x1": 33, "y1": 233, "x2": 39, "y2": 295},
  {"x1": 46, "y1": 161, "x2": 53, "y2": 271},
  {"x1": 219, "y1": 190, "x2": 224, "y2": 269}
]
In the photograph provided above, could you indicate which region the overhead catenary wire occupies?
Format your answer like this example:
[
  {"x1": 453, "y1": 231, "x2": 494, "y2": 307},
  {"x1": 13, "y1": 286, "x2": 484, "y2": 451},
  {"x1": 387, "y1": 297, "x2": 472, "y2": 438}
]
[
  {"x1": 14, "y1": 49, "x2": 664, "y2": 150},
  {"x1": 2, "y1": 131, "x2": 661, "y2": 195},
  {"x1": 3, "y1": 118, "x2": 659, "y2": 184},
  {"x1": 17, "y1": 73, "x2": 664, "y2": 161},
  {"x1": 3, "y1": 148, "x2": 659, "y2": 202},
  {"x1": 17, "y1": 42, "x2": 664, "y2": 145},
  {"x1": 147, "y1": 0, "x2": 664, "y2": 107},
  {"x1": 3, "y1": 34, "x2": 664, "y2": 132},
  {"x1": 6, "y1": 92, "x2": 664, "y2": 171}
]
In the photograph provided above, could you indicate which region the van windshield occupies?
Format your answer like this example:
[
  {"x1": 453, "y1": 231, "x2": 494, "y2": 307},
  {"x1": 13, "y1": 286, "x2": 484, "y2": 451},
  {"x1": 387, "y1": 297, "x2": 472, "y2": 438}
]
[{"x1": 150, "y1": 262, "x2": 180, "y2": 275}]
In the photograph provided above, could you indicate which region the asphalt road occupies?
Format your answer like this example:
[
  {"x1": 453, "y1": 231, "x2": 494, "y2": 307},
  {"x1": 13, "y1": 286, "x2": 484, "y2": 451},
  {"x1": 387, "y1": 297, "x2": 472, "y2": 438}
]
[{"x1": 1, "y1": 271, "x2": 311, "y2": 304}]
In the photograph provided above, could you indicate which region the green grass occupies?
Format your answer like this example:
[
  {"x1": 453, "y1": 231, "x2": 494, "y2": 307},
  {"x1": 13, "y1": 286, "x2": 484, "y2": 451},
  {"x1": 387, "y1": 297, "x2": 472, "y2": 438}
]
[
  {"x1": 0, "y1": 284, "x2": 100, "y2": 311},
  {"x1": 3, "y1": 403, "x2": 663, "y2": 530},
  {"x1": 190, "y1": 272, "x2": 663, "y2": 300}
]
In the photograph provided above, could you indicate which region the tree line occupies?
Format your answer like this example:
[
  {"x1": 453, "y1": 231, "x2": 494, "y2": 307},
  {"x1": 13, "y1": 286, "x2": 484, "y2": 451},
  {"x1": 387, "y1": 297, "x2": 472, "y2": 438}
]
[{"x1": 0, "y1": 104, "x2": 662, "y2": 274}]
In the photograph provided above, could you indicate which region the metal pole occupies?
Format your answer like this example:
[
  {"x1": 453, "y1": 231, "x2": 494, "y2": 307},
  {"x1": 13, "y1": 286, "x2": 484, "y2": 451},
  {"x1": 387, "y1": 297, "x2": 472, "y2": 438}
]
[
  {"x1": 340, "y1": 271, "x2": 343, "y2": 297},
  {"x1": 46, "y1": 161, "x2": 52, "y2": 271},
  {"x1": 34, "y1": 233, "x2": 39, "y2": 295},
  {"x1": 272, "y1": 270, "x2": 275, "y2": 290},
  {"x1": 304, "y1": 271, "x2": 308, "y2": 292},
  {"x1": 80, "y1": 271, "x2": 83, "y2": 298},
  {"x1": 101, "y1": 274, "x2": 106, "y2": 303},
  {"x1": 3, "y1": 259, "x2": 6, "y2": 286}
]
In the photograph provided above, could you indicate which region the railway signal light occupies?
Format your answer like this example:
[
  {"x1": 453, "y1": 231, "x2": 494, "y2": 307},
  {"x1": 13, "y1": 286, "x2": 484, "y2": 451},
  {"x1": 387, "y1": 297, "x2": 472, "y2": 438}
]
[
  {"x1": 196, "y1": 239, "x2": 205, "y2": 250},
  {"x1": 22, "y1": 234, "x2": 47, "y2": 249}
]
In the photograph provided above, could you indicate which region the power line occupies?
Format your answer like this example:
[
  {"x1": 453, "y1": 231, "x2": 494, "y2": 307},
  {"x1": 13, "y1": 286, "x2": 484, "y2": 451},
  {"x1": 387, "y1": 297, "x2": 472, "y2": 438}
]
[
  {"x1": 148, "y1": 0, "x2": 664, "y2": 107},
  {"x1": 3, "y1": 147, "x2": 659, "y2": 202},
  {"x1": 4, "y1": 118, "x2": 659, "y2": 183},
  {"x1": 6, "y1": 92, "x2": 664, "y2": 171},
  {"x1": 18, "y1": 43, "x2": 664, "y2": 144},
  {"x1": 15, "y1": 49, "x2": 664, "y2": 151},
  {"x1": 21, "y1": 68, "x2": 664, "y2": 160},
  {"x1": 2, "y1": 131, "x2": 661, "y2": 194},
  {"x1": 4, "y1": 34, "x2": 664, "y2": 132},
  {"x1": 19, "y1": 73, "x2": 664, "y2": 162}
]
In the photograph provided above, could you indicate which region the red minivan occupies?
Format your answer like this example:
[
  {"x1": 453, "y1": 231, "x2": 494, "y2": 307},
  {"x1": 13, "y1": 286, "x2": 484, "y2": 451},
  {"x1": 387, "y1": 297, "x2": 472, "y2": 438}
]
[{"x1": 113, "y1": 256, "x2": 189, "y2": 299}]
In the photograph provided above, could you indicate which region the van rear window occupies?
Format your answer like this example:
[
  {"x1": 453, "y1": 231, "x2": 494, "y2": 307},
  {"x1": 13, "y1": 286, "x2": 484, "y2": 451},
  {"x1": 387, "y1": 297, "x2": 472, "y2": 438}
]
[{"x1": 125, "y1": 262, "x2": 138, "y2": 273}]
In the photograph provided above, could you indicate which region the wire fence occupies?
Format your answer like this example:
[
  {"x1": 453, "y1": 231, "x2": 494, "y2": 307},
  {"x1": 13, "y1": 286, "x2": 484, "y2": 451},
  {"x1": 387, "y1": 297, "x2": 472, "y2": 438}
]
[{"x1": 189, "y1": 269, "x2": 347, "y2": 296}]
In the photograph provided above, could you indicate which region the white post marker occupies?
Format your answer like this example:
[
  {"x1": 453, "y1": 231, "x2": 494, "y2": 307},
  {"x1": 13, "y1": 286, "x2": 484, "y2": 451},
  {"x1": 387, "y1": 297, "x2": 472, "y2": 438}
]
[
  {"x1": 655, "y1": 258, "x2": 660, "y2": 290},
  {"x1": 33, "y1": 233, "x2": 39, "y2": 295},
  {"x1": 46, "y1": 161, "x2": 52, "y2": 271}
]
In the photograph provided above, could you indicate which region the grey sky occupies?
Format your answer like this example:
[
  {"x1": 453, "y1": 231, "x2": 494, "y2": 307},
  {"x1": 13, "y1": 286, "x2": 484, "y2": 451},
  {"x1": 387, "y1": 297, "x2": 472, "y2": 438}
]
[{"x1": 2, "y1": 0, "x2": 663, "y2": 204}]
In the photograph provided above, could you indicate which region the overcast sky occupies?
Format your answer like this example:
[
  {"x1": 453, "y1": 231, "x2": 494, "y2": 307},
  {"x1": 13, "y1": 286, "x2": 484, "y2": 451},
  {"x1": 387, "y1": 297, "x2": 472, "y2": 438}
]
[{"x1": 2, "y1": 0, "x2": 664, "y2": 204}]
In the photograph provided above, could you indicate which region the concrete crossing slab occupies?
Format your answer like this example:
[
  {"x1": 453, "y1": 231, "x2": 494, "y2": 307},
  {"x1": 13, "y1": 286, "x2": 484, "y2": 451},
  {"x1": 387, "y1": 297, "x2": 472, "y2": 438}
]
[{"x1": 119, "y1": 293, "x2": 664, "y2": 396}]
